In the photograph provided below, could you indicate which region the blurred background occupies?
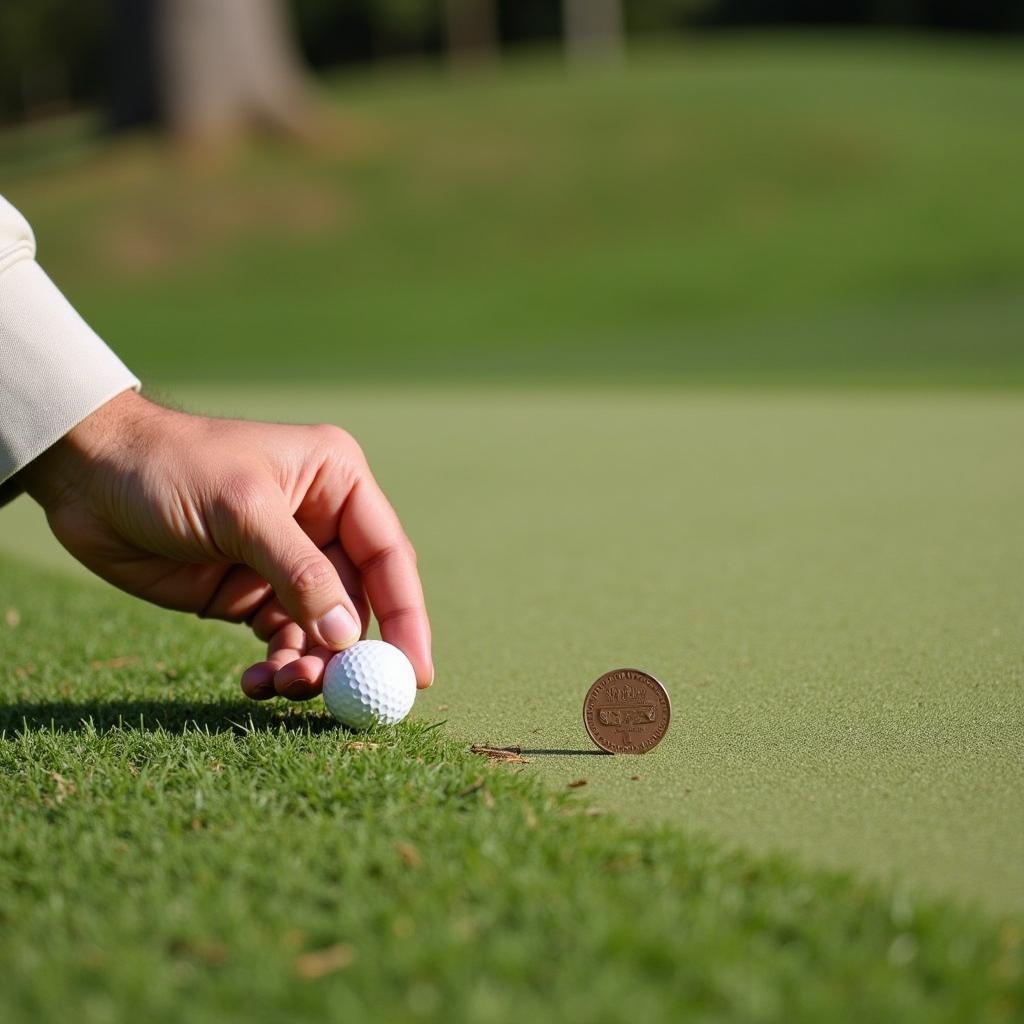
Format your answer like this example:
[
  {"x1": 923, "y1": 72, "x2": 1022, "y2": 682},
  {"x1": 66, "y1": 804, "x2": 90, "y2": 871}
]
[{"x1": 1, "y1": 0, "x2": 1022, "y2": 388}]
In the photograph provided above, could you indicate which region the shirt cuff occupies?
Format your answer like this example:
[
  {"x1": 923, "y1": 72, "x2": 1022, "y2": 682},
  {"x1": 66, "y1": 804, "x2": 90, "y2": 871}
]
[{"x1": 0, "y1": 257, "x2": 140, "y2": 490}]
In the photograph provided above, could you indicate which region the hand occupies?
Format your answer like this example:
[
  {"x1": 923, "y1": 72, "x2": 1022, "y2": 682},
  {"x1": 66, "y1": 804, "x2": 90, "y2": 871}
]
[{"x1": 22, "y1": 390, "x2": 433, "y2": 700}]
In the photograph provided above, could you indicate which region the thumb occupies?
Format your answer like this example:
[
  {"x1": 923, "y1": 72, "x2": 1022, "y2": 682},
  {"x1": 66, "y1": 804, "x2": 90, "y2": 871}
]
[{"x1": 234, "y1": 497, "x2": 362, "y2": 651}]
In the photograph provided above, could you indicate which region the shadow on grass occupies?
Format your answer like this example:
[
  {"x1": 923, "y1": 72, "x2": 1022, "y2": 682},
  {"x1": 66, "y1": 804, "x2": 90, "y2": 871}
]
[
  {"x1": 521, "y1": 748, "x2": 610, "y2": 757},
  {"x1": 0, "y1": 698, "x2": 340, "y2": 736}
]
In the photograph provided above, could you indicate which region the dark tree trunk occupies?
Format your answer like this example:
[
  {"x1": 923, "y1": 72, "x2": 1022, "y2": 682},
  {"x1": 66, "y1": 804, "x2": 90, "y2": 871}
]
[
  {"x1": 443, "y1": 0, "x2": 499, "y2": 66},
  {"x1": 107, "y1": 0, "x2": 161, "y2": 133},
  {"x1": 563, "y1": 0, "x2": 624, "y2": 63}
]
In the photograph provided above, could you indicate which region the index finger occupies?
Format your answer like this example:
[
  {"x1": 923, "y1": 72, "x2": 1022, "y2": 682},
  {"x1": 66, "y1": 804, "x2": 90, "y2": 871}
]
[{"x1": 340, "y1": 474, "x2": 433, "y2": 688}]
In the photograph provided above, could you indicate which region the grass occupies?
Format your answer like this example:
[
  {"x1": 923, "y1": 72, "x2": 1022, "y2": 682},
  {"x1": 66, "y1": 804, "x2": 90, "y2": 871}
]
[
  {"x1": 3, "y1": 386, "x2": 1023, "y2": 918},
  {"x1": 1, "y1": 34, "x2": 1023, "y2": 1019},
  {"x1": 0, "y1": 35, "x2": 1022, "y2": 386},
  {"x1": 1, "y1": 554, "x2": 1022, "y2": 1023}
]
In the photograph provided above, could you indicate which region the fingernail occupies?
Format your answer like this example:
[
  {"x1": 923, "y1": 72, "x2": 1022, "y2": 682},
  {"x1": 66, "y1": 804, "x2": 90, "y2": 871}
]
[
  {"x1": 317, "y1": 606, "x2": 360, "y2": 649},
  {"x1": 241, "y1": 666, "x2": 275, "y2": 700},
  {"x1": 281, "y1": 678, "x2": 312, "y2": 700}
]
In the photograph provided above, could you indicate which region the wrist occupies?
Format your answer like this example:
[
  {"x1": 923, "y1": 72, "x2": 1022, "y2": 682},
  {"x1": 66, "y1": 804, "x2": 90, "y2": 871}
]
[{"x1": 22, "y1": 389, "x2": 160, "y2": 508}]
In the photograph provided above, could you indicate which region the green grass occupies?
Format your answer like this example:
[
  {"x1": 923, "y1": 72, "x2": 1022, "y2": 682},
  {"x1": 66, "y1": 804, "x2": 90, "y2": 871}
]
[
  {"x1": 1, "y1": 35, "x2": 1023, "y2": 386},
  {"x1": 4, "y1": 386, "x2": 1023, "y2": 916},
  {"x1": 1, "y1": 554, "x2": 1021, "y2": 1023}
]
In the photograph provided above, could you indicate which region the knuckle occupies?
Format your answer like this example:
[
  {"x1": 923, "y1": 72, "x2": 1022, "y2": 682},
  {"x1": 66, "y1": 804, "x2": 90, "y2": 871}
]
[
  {"x1": 315, "y1": 423, "x2": 364, "y2": 462},
  {"x1": 359, "y1": 537, "x2": 418, "y2": 576},
  {"x1": 287, "y1": 557, "x2": 335, "y2": 599}
]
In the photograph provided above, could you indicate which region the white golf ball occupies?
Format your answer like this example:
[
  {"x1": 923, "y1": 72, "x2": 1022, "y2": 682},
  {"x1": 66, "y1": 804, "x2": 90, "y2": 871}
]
[{"x1": 322, "y1": 640, "x2": 417, "y2": 729}]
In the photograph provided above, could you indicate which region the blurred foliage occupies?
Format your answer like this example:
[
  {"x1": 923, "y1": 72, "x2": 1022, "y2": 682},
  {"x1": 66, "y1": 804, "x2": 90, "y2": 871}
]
[
  {"x1": 1, "y1": 0, "x2": 1022, "y2": 124},
  {"x1": 293, "y1": 0, "x2": 437, "y2": 56},
  {"x1": 626, "y1": 0, "x2": 715, "y2": 32},
  {"x1": 372, "y1": 0, "x2": 440, "y2": 38},
  {"x1": 0, "y1": 0, "x2": 108, "y2": 122}
]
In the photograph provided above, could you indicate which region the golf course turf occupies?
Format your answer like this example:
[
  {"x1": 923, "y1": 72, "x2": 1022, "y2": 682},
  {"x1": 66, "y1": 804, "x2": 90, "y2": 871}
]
[
  {"x1": 10, "y1": 385, "x2": 1018, "y2": 913},
  {"x1": 1, "y1": 556, "x2": 1022, "y2": 1022},
  {"x1": 1, "y1": 33, "x2": 1022, "y2": 1021}
]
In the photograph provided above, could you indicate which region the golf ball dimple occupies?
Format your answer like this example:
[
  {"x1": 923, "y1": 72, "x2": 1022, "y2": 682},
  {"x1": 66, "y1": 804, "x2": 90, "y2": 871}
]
[{"x1": 322, "y1": 640, "x2": 417, "y2": 729}]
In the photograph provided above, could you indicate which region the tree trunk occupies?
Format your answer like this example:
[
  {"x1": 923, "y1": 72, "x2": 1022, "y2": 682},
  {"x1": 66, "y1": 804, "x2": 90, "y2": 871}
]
[
  {"x1": 563, "y1": 0, "x2": 623, "y2": 64},
  {"x1": 442, "y1": 0, "x2": 499, "y2": 66},
  {"x1": 158, "y1": 0, "x2": 312, "y2": 144},
  {"x1": 108, "y1": 0, "x2": 160, "y2": 133}
]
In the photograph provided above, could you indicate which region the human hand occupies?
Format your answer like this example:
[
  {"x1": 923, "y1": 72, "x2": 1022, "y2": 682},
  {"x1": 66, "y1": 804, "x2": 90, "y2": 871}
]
[{"x1": 22, "y1": 390, "x2": 433, "y2": 700}]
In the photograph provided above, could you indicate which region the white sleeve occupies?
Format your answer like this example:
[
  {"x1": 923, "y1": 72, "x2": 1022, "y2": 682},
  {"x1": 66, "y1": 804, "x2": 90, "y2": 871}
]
[{"x1": 0, "y1": 194, "x2": 140, "y2": 489}]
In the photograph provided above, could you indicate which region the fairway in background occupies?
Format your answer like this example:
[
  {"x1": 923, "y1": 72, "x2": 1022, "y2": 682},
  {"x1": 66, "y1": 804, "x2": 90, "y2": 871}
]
[{"x1": 1, "y1": 36, "x2": 1022, "y2": 388}]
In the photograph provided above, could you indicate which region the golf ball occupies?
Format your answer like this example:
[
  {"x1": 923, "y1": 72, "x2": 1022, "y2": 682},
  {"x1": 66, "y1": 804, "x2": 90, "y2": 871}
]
[{"x1": 322, "y1": 640, "x2": 416, "y2": 729}]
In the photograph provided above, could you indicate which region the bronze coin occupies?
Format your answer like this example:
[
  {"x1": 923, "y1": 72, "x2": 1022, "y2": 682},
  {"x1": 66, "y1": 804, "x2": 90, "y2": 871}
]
[{"x1": 583, "y1": 668, "x2": 671, "y2": 754}]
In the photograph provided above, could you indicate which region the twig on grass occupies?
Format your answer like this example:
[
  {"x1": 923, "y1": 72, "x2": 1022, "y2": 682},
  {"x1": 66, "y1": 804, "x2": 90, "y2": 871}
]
[{"x1": 470, "y1": 744, "x2": 530, "y2": 764}]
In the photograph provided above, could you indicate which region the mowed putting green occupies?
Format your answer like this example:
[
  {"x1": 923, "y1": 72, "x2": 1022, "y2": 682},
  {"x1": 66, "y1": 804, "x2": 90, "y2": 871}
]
[{"x1": 6, "y1": 386, "x2": 1022, "y2": 915}]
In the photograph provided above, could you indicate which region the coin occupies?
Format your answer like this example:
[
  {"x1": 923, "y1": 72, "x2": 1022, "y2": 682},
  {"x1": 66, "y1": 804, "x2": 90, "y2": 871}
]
[{"x1": 583, "y1": 668, "x2": 671, "y2": 754}]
